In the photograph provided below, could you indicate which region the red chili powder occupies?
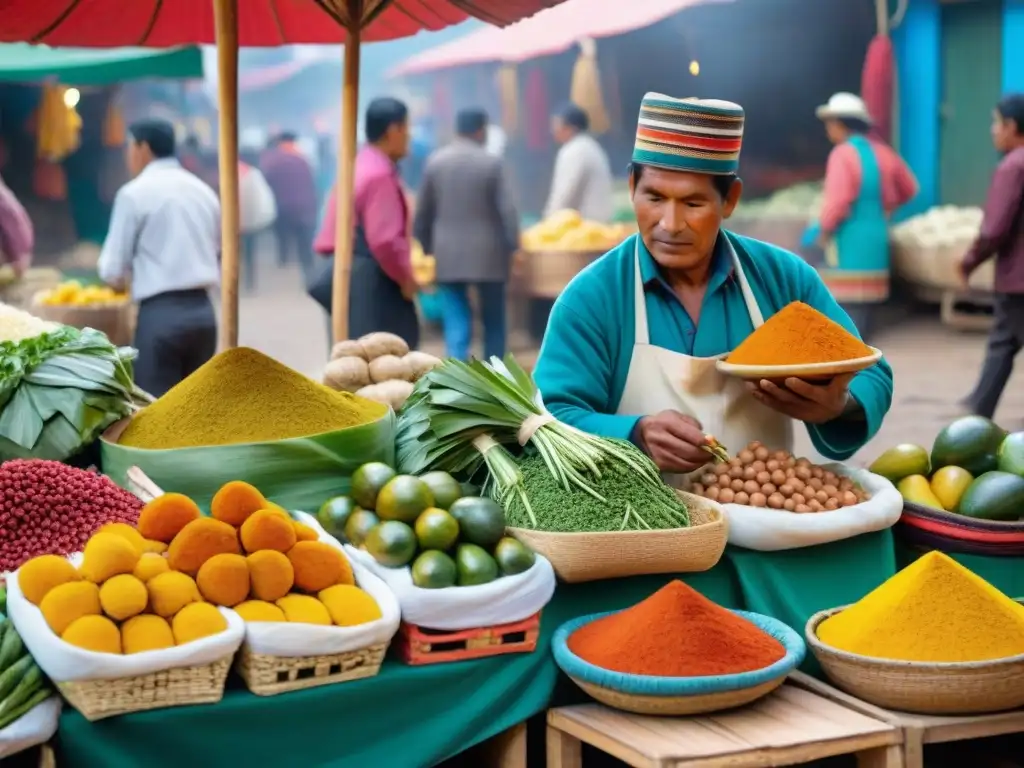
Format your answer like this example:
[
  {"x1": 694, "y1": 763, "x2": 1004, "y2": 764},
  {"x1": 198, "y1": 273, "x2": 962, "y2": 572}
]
[{"x1": 567, "y1": 581, "x2": 787, "y2": 676}]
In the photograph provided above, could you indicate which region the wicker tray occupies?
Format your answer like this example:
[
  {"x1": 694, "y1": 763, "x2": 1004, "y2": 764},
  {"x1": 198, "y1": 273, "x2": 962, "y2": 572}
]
[
  {"x1": 898, "y1": 501, "x2": 1024, "y2": 557},
  {"x1": 58, "y1": 656, "x2": 233, "y2": 721},
  {"x1": 514, "y1": 249, "x2": 605, "y2": 299},
  {"x1": 806, "y1": 604, "x2": 1024, "y2": 714},
  {"x1": 506, "y1": 492, "x2": 726, "y2": 583},
  {"x1": 553, "y1": 610, "x2": 805, "y2": 716},
  {"x1": 235, "y1": 642, "x2": 388, "y2": 696}
]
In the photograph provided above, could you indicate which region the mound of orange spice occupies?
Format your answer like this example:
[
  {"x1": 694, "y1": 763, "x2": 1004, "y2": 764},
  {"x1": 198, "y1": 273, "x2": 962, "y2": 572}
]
[
  {"x1": 727, "y1": 301, "x2": 872, "y2": 366},
  {"x1": 567, "y1": 581, "x2": 786, "y2": 677}
]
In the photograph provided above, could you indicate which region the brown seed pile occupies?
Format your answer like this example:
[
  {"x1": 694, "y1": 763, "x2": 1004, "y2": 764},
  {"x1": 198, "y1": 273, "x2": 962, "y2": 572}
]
[{"x1": 691, "y1": 441, "x2": 870, "y2": 512}]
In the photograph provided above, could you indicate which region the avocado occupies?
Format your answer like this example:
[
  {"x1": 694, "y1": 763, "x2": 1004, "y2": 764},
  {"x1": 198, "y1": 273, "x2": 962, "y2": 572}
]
[
  {"x1": 449, "y1": 497, "x2": 506, "y2": 548},
  {"x1": 957, "y1": 471, "x2": 1024, "y2": 521},
  {"x1": 896, "y1": 474, "x2": 944, "y2": 511},
  {"x1": 869, "y1": 444, "x2": 930, "y2": 484},
  {"x1": 997, "y1": 432, "x2": 1024, "y2": 478},
  {"x1": 364, "y1": 521, "x2": 418, "y2": 567},
  {"x1": 929, "y1": 466, "x2": 973, "y2": 513},
  {"x1": 411, "y1": 550, "x2": 457, "y2": 589},
  {"x1": 931, "y1": 416, "x2": 1007, "y2": 476},
  {"x1": 455, "y1": 543, "x2": 499, "y2": 586},
  {"x1": 494, "y1": 537, "x2": 536, "y2": 576}
]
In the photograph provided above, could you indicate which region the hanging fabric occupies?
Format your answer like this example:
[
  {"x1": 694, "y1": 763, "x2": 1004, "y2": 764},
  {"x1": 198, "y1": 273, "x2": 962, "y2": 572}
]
[
  {"x1": 861, "y1": 0, "x2": 894, "y2": 144},
  {"x1": 35, "y1": 84, "x2": 81, "y2": 163},
  {"x1": 497, "y1": 64, "x2": 519, "y2": 135},
  {"x1": 570, "y1": 38, "x2": 609, "y2": 135},
  {"x1": 524, "y1": 67, "x2": 549, "y2": 151},
  {"x1": 102, "y1": 102, "x2": 126, "y2": 148},
  {"x1": 33, "y1": 160, "x2": 67, "y2": 201}
]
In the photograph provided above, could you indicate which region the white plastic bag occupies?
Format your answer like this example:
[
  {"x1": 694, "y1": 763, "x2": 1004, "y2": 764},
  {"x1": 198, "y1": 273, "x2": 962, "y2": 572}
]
[
  {"x1": 8, "y1": 554, "x2": 245, "y2": 683},
  {"x1": 246, "y1": 513, "x2": 401, "y2": 657},
  {"x1": 721, "y1": 464, "x2": 902, "y2": 551},
  {"x1": 0, "y1": 696, "x2": 60, "y2": 760}
]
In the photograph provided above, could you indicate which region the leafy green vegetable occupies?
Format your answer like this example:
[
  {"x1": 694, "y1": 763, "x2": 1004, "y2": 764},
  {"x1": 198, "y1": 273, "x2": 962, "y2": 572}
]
[{"x1": 0, "y1": 326, "x2": 152, "y2": 461}]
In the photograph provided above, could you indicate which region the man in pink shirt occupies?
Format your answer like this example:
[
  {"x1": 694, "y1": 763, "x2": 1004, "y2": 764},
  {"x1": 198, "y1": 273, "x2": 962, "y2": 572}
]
[
  {"x1": 0, "y1": 173, "x2": 33, "y2": 276},
  {"x1": 312, "y1": 98, "x2": 419, "y2": 348}
]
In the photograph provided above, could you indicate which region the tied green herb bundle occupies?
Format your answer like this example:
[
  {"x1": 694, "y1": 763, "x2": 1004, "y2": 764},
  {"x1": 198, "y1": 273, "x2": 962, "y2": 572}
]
[
  {"x1": 0, "y1": 325, "x2": 152, "y2": 461},
  {"x1": 503, "y1": 445, "x2": 690, "y2": 532}
]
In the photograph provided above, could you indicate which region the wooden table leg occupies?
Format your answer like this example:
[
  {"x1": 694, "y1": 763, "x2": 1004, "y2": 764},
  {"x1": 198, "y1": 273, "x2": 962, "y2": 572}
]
[
  {"x1": 900, "y1": 727, "x2": 925, "y2": 768},
  {"x1": 481, "y1": 722, "x2": 527, "y2": 768},
  {"x1": 857, "y1": 744, "x2": 904, "y2": 768},
  {"x1": 38, "y1": 743, "x2": 56, "y2": 768},
  {"x1": 547, "y1": 725, "x2": 583, "y2": 768}
]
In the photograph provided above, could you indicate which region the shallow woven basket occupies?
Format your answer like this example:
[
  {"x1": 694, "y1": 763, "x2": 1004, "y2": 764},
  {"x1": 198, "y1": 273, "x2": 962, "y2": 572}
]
[
  {"x1": 553, "y1": 610, "x2": 805, "y2": 716},
  {"x1": 235, "y1": 642, "x2": 388, "y2": 696},
  {"x1": 58, "y1": 656, "x2": 232, "y2": 721},
  {"x1": 806, "y1": 604, "x2": 1024, "y2": 715},
  {"x1": 506, "y1": 492, "x2": 726, "y2": 583}
]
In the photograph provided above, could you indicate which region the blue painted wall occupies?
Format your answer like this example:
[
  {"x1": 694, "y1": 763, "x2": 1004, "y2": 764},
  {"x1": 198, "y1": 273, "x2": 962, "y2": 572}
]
[{"x1": 1005, "y1": 0, "x2": 1024, "y2": 92}]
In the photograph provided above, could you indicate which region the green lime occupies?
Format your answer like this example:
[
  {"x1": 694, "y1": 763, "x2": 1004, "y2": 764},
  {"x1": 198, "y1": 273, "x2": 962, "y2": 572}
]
[
  {"x1": 449, "y1": 497, "x2": 506, "y2": 548},
  {"x1": 344, "y1": 509, "x2": 380, "y2": 548},
  {"x1": 419, "y1": 471, "x2": 463, "y2": 510},
  {"x1": 350, "y1": 462, "x2": 397, "y2": 510},
  {"x1": 494, "y1": 536, "x2": 536, "y2": 576},
  {"x1": 318, "y1": 495, "x2": 360, "y2": 539},
  {"x1": 411, "y1": 550, "x2": 457, "y2": 589},
  {"x1": 455, "y1": 543, "x2": 499, "y2": 586},
  {"x1": 414, "y1": 508, "x2": 460, "y2": 551},
  {"x1": 376, "y1": 475, "x2": 434, "y2": 523},
  {"x1": 364, "y1": 521, "x2": 418, "y2": 568}
]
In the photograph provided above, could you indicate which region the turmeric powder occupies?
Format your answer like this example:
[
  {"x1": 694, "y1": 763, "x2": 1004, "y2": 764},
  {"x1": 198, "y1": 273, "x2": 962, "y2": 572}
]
[
  {"x1": 817, "y1": 551, "x2": 1024, "y2": 662},
  {"x1": 117, "y1": 347, "x2": 387, "y2": 449},
  {"x1": 727, "y1": 302, "x2": 873, "y2": 366}
]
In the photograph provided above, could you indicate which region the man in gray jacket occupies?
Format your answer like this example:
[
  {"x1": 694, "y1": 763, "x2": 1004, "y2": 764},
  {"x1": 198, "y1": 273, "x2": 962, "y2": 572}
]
[{"x1": 414, "y1": 109, "x2": 519, "y2": 360}]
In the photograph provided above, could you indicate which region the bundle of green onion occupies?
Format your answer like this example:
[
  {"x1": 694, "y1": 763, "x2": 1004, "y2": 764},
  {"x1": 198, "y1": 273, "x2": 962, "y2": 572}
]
[{"x1": 396, "y1": 355, "x2": 685, "y2": 529}]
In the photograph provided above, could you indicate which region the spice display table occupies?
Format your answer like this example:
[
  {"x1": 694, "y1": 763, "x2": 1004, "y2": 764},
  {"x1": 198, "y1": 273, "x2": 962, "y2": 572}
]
[
  {"x1": 793, "y1": 671, "x2": 1024, "y2": 768},
  {"x1": 546, "y1": 681, "x2": 902, "y2": 767}
]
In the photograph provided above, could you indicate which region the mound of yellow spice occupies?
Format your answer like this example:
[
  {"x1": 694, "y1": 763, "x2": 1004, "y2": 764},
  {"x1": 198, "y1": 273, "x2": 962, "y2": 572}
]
[
  {"x1": 727, "y1": 302, "x2": 873, "y2": 366},
  {"x1": 120, "y1": 347, "x2": 387, "y2": 449},
  {"x1": 816, "y1": 551, "x2": 1024, "y2": 663}
]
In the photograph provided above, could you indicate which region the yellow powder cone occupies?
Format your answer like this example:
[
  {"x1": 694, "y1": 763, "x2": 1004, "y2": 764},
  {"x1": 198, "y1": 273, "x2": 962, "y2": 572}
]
[{"x1": 817, "y1": 551, "x2": 1024, "y2": 663}]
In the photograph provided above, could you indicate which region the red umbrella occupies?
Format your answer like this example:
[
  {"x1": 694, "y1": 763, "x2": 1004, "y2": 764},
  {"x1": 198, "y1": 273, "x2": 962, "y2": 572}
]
[{"x1": 0, "y1": 0, "x2": 568, "y2": 346}]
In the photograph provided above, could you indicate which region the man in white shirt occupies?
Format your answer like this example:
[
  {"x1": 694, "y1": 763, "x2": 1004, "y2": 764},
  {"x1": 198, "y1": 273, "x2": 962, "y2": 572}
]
[
  {"x1": 98, "y1": 119, "x2": 221, "y2": 396},
  {"x1": 544, "y1": 103, "x2": 613, "y2": 223}
]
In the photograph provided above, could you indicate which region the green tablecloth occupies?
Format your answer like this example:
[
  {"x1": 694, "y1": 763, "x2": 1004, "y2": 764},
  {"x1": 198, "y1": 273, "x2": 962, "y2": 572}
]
[{"x1": 55, "y1": 531, "x2": 898, "y2": 768}]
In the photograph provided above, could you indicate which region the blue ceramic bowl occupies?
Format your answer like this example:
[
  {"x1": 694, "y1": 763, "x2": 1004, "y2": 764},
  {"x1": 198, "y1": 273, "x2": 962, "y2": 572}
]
[{"x1": 552, "y1": 609, "x2": 806, "y2": 697}]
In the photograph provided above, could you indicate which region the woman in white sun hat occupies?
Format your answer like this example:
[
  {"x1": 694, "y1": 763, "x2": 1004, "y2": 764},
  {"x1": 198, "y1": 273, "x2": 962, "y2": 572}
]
[{"x1": 802, "y1": 92, "x2": 918, "y2": 340}]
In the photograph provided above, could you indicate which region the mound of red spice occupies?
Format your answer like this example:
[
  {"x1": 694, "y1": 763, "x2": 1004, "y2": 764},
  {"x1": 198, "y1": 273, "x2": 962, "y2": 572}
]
[
  {"x1": 567, "y1": 580, "x2": 787, "y2": 677},
  {"x1": 0, "y1": 459, "x2": 143, "y2": 571}
]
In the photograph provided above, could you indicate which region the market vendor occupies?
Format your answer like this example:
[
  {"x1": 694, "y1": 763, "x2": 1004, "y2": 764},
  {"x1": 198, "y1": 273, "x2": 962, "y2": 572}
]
[
  {"x1": 802, "y1": 92, "x2": 918, "y2": 340},
  {"x1": 532, "y1": 94, "x2": 894, "y2": 480}
]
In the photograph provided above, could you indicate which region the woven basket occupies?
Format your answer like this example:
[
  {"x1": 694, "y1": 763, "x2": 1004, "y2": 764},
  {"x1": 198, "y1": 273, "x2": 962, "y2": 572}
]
[
  {"x1": 898, "y1": 501, "x2": 1024, "y2": 557},
  {"x1": 506, "y1": 492, "x2": 726, "y2": 583},
  {"x1": 553, "y1": 610, "x2": 805, "y2": 716},
  {"x1": 515, "y1": 250, "x2": 604, "y2": 298},
  {"x1": 235, "y1": 642, "x2": 388, "y2": 696},
  {"x1": 57, "y1": 656, "x2": 233, "y2": 721},
  {"x1": 806, "y1": 604, "x2": 1024, "y2": 714}
]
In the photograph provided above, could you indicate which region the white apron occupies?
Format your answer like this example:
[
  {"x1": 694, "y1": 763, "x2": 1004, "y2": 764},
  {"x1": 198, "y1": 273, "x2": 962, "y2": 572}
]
[{"x1": 617, "y1": 237, "x2": 793, "y2": 487}]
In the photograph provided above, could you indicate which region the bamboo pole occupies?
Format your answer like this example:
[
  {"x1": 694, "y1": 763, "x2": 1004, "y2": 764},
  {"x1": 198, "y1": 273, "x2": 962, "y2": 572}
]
[
  {"x1": 331, "y1": 0, "x2": 364, "y2": 344},
  {"x1": 213, "y1": 0, "x2": 240, "y2": 349}
]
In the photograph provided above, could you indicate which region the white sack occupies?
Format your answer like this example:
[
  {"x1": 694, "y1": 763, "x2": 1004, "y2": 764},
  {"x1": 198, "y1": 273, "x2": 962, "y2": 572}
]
[
  {"x1": 8, "y1": 553, "x2": 244, "y2": 683},
  {"x1": 721, "y1": 464, "x2": 902, "y2": 552},
  {"x1": 0, "y1": 696, "x2": 60, "y2": 760},
  {"x1": 246, "y1": 512, "x2": 401, "y2": 657}
]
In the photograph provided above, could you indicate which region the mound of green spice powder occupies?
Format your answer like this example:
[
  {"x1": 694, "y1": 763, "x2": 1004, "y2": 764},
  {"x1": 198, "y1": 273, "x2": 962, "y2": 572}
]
[{"x1": 502, "y1": 444, "x2": 690, "y2": 532}]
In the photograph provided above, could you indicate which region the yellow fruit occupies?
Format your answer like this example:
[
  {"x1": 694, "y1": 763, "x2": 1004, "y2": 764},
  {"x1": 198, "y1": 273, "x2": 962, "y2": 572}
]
[
  {"x1": 897, "y1": 474, "x2": 945, "y2": 511},
  {"x1": 172, "y1": 603, "x2": 228, "y2": 644},
  {"x1": 930, "y1": 466, "x2": 974, "y2": 512}
]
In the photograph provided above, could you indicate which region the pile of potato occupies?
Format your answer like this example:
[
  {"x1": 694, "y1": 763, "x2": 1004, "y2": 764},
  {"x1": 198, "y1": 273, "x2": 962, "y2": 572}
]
[
  {"x1": 690, "y1": 441, "x2": 870, "y2": 512},
  {"x1": 323, "y1": 332, "x2": 442, "y2": 410}
]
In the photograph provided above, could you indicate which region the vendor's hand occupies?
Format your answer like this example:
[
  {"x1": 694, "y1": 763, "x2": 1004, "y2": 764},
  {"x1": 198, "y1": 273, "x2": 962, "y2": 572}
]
[
  {"x1": 636, "y1": 411, "x2": 711, "y2": 474},
  {"x1": 748, "y1": 373, "x2": 855, "y2": 424}
]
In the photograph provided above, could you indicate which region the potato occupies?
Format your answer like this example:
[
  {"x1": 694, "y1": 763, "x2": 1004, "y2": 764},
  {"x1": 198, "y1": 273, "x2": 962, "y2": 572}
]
[
  {"x1": 368, "y1": 354, "x2": 413, "y2": 384},
  {"x1": 331, "y1": 340, "x2": 367, "y2": 361},
  {"x1": 359, "y1": 332, "x2": 409, "y2": 360},
  {"x1": 323, "y1": 356, "x2": 370, "y2": 392},
  {"x1": 355, "y1": 384, "x2": 387, "y2": 405},
  {"x1": 376, "y1": 380, "x2": 415, "y2": 410},
  {"x1": 403, "y1": 351, "x2": 442, "y2": 381}
]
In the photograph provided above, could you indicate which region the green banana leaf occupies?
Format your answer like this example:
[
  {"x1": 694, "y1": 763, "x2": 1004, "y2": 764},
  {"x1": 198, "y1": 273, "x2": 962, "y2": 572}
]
[{"x1": 100, "y1": 410, "x2": 396, "y2": 514}]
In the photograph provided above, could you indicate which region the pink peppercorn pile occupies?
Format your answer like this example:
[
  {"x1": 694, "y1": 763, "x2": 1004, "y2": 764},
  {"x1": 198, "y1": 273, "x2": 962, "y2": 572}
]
[{"x1": 0, "y1": 459, "x2": 143, "y2": 571}]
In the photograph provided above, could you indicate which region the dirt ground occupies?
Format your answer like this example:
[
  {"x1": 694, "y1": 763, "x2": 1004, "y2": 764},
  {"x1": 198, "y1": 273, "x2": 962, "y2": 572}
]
[{"x1": 239, "y1": 254, "x2": 1024, "y2": 466}]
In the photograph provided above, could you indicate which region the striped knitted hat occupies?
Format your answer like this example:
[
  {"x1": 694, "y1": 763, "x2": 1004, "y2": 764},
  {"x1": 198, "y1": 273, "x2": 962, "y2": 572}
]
[{"x1": 633, "y1": 93, "x2": 744, "y2": 176}]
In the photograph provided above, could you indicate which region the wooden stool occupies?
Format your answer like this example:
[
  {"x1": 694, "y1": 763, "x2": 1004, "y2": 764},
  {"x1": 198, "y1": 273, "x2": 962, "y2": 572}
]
[
  {"x1": 794, "y1": 671, "x2": 1024, "y2": 768},
  {"x1": 547, "y1": 680, "x2": 902, "y2": 767}
]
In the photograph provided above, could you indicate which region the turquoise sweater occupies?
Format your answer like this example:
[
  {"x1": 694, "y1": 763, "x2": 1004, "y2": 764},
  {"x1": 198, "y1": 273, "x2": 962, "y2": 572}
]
[{"x1": 533, "y1": 231, "x2": 894, "y2": 461}]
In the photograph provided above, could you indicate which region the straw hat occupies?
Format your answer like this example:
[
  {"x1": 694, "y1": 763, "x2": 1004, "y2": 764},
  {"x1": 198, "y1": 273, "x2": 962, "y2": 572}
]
[{"x1": 815, "y1": 92, "x2": 873, "y2": 124}]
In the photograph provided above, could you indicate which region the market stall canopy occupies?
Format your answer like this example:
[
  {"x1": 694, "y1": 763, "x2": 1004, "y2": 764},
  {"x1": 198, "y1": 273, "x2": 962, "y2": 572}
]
[
  {"x1": 389, "y1": 0, "x2": 732, "y2": 76},
  {"x1": 0, "y1": 44, "x2": 202, "y2": 84},
  {"x1": 0, "y1": 0, "x2": 564, "y2": 46}
]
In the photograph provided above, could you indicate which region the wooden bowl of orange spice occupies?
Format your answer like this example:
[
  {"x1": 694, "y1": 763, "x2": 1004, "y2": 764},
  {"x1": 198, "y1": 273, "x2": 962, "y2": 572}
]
[
  {"x1": 552, "y1": 581, "x2": 805, "y2": 716},
  {"x1": 717, "y1": 301, "x2": 882, "y2": 382}
]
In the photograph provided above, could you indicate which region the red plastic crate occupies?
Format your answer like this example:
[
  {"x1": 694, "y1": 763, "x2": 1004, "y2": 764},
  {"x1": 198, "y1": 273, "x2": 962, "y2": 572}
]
[{"x1": 396, "y1": 612, "x2": 541, "y2": 666}]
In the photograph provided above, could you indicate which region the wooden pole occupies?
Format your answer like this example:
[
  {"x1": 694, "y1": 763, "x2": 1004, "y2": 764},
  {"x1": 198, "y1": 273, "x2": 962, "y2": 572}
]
[
  {"x1": 331, "y1": 0, "x2": 363, "y2": 344},
  {"x1": 213, "y1": 0, "x2": 240, "y2": 349}
]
